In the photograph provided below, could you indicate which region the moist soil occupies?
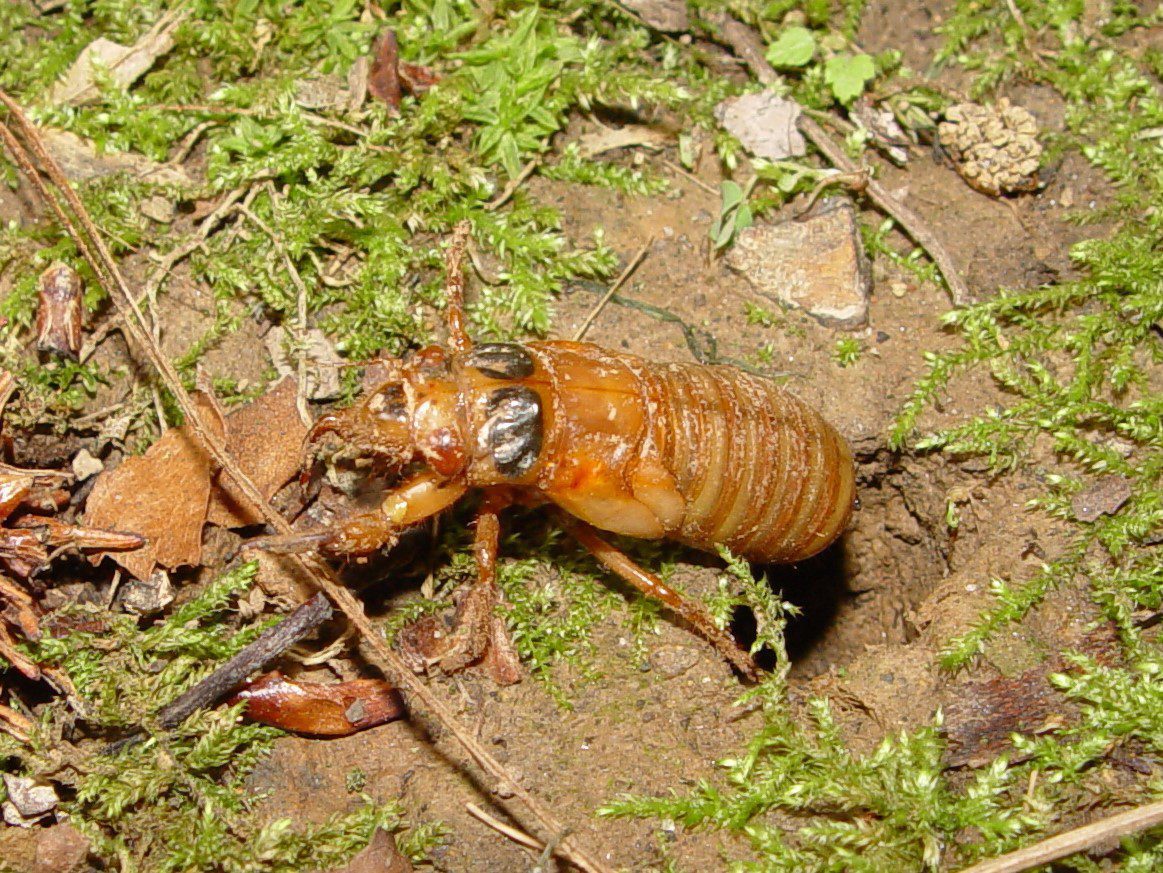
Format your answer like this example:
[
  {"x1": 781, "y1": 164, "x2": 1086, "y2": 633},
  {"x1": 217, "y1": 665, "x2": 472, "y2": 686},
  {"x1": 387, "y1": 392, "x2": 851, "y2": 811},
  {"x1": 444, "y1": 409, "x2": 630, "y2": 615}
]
[{"x1": 0, "y1": 8, "x2": 1122, "y2": 873}]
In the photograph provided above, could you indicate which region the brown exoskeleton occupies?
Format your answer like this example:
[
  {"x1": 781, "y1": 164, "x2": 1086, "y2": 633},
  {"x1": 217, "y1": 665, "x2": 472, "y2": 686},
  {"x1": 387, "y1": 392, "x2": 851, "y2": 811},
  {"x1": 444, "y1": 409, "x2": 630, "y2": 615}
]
[{"x1": 272, "y1": 223, "x2": 856, "y2": 681}]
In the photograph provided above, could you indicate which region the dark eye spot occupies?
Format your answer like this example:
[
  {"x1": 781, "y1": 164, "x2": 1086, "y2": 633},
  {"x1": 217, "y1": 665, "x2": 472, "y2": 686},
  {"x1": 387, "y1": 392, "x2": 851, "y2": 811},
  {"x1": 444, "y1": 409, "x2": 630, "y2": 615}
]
[
  {"x1": 485, "y1": 386, "x2": 542, "y2": 478},
  {"x1": 466, "y1": 343, "x2": 534, "y2": 380},
  {"x1": 367, "y1": 384, "x2": 407, "y2": 422}
]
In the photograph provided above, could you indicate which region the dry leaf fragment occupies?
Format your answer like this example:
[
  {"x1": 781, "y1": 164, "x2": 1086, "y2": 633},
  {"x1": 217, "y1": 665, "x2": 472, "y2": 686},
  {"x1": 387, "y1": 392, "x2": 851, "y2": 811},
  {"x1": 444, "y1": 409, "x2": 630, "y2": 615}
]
[
  {"x1": 207, "y1": 379, "x2": 311, "y2": 527},
  {"x1": 84, "y1": 394, "x2": 223, "y2": 579},
  {"x1": 265, "y1": 327, "x2": 343, "y2": 401},
  {"x1": 36, "y1": 263, "x2": 83, "y2": 360},
  {"x1": 575, "y1": 125, "x2": 668, "y2": 158},
  {"x1": 620, "y1": 0, "x2": 690, "y2": 32},
  {"x1": 41, "y1": 128, "x2": 194, "y2": 186},
  {"x1": 368, "y1": 31, "x2": 403, "y2": 109},
  {"x1": 85, "y1": 383, "x2": 308, "y2": 578},
  {"x1": 47, "y1": 10, "x2": 187, "y2": 105},
  {"x1": 367, "y1": 30, "x2": 440, "y2": 111},
  {"x1": 324, "y1": 828, "x2": 413, "y2": 873},
  {"x1": 714, "y1": 90, "x2": 806, "y2": 161},
  {"x1": 231, "y1": 671, "x2": 405, "y2": 736}
]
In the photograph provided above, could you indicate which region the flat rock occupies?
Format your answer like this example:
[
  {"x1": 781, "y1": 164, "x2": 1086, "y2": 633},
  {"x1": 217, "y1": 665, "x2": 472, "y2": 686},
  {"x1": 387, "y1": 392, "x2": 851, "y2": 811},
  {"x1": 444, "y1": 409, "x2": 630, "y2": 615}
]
[
  {"x1": 725, "y1": 197, "x2": 871, "y2": 327},
  {"x1": 714, "y1": 90, "x2": 805, "y2": 161}
]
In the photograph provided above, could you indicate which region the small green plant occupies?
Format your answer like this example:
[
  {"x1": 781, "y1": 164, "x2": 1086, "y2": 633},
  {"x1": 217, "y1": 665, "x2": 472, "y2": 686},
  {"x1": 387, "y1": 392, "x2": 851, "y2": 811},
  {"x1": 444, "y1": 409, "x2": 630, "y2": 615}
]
[
  {"x1": 832, "y1": 336, "x2": 861, "y2": 366},
  {"x1": 762, "y1": 19, "x2": 879, "y2": 105},
  {"x1": 710, "y1": 179, "x2": 755, "y2": 251}
]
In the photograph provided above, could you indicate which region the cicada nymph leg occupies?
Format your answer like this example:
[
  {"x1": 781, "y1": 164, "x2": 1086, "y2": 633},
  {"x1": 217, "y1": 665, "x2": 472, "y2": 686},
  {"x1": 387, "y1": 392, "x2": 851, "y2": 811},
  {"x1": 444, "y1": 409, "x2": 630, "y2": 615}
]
[
  {"x1": 563, "y1": 518, "x2": 760, "y2": 681},
  {"x1": 442, "y1": 220, "x2": 474, "y2": 355},
  {"x1": 405, "y1": 491, "x2": 521, "y2": 684},
  {"x1": 252, "y1": 471, "x2": 465, "y2": 558}
]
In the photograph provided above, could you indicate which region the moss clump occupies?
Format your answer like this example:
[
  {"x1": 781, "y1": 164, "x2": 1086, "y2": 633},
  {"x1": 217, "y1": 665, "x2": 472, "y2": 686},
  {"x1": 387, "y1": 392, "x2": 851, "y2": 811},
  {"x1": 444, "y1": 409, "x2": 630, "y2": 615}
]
[{"x1": 0, "y1": 563, "x2": 440, "y2": 870}]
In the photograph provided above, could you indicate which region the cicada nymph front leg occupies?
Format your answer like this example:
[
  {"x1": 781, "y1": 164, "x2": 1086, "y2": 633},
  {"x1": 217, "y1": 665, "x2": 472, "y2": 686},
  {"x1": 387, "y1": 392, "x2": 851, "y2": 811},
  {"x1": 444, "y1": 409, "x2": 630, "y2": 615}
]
[{"x1": 399, "y1": 491, "x2": 522, "y2": 685}]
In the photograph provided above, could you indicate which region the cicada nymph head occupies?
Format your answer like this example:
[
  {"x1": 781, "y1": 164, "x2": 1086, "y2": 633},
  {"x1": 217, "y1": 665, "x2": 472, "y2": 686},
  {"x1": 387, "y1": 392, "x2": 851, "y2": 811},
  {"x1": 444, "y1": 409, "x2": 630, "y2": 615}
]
[{"x1": 304, "y1": 345, "x2": 469, "y2": 484}]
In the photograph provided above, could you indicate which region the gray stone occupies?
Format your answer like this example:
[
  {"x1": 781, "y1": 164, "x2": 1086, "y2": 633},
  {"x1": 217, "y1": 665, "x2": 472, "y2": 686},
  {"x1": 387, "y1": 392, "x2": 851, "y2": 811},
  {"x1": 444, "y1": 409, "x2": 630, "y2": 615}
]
[{"x1": 725, "y1": 197, "x2": 871, "y2": 327}]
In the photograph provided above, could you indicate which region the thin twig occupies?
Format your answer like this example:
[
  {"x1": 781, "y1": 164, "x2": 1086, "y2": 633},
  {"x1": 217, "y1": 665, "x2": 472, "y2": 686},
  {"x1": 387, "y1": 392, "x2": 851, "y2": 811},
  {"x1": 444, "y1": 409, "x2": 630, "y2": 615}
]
[
  {"x1": 0, "y1": 700, "x2": 33, "y2": 743},
  {"x1": 79, "y1": 187, "x2": 249, "y2": 363},
  {"x1": 660, "y1": 158, "x2": 718, "y2": 195},
  {"x1": 572, "y1": 239, "x2": 652, "y2": 341},
  {"x1": 159, "y1": 593, "x2": 333, "y2": 729},
  {"x1": 486, "y1": 159, "x2": 540, "y2": 211},
  {"x1": 702, "y1": 12, "x2": 973, "y2": 307},
  {"x1": 105, "y1": 593, "x2": 334, "y2": 755},
  {"x1": 0, "y1": 91, "x2": 611, "y2": 873},
  {"x1": 957, "y1": 799, "x2": 1163, "y2": 873},
  {"x1": 151, "y1": 103, "x2": 389, "y2": 146},
  {"x1": 239, "y1": 203, "x2": 313, "y2": 426},
  {"x1": 466, "y1": 802, "x2": 546, "y2": 852}
]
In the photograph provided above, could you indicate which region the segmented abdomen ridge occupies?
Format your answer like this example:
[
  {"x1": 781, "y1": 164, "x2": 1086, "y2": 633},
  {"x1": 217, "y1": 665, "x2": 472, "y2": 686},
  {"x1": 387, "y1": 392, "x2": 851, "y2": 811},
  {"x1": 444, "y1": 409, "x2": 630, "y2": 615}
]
[{"x1": 648, "y1": 363, "x2": 854, "y2": 563}]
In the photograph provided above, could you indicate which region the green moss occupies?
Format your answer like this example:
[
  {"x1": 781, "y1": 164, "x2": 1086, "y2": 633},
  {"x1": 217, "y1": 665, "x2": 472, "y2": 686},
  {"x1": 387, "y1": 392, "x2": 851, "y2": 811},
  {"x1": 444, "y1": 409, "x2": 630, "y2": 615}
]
[{"x1": 1, "y1": 564, "x2": 440, "y2": 871}]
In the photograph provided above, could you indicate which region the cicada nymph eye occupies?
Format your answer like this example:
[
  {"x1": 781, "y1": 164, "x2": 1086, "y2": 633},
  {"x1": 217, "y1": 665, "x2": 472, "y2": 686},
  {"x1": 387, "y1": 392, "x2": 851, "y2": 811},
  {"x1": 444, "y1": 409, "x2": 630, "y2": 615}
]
[
  {"x1": 483, "y1": 386, "x2": 543, "y2": 478},
  {"x1": 465, "y1": 343, "x2": 535, "y2": 380}
]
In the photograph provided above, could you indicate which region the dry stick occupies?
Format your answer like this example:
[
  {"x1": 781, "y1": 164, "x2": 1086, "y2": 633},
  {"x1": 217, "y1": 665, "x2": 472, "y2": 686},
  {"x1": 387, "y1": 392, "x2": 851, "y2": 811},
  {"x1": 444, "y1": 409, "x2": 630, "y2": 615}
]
[
  {"x1": 572, "y1": 239, "x2": 652, "y2": 342},
  {"x1": 486, "y1": 158, "x2": 540, "y2": 211},
  {"x1": 958, "y1": 799, "x2": 1163, "y2": 873},
  {"x1": 238, "y1": 204, "x2": 314, "y2": 427},
  {"x1": 661, "y1": 158, "x2": 718, "y2": 196},
  {"x1": 79, "y1": 187, "x2": 249, "y2": 363},
  {"x1": 0, "y1": 700, "x2": 33, "y2": 743},
  {"x1": 105, "y1": 593, "x2": 334, "y2": 755},
  {"x1": 102, "y1": 590, "x2": 334, "y2": 762},
  {"x1": 0, "y1": 92, "x2": 611, "y2": 873},
  {"x1": 703, "y1": 12, "x2": 973, "y2": 307},
  {"x1": 466, "y1": 802, "x2": 547, "y2": 853},
  {"x1": 158, "y1": 593, "x2": 332, "y2": 730}
]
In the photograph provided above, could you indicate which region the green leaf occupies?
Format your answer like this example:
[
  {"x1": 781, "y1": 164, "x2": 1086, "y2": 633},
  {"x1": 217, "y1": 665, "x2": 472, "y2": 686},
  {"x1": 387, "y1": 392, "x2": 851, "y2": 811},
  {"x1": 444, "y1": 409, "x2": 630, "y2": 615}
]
[
  {"x1": 719, "y1": 180, "x2": 745, "y2": 211},
  {"x1": 766, "y1": 26, "x2": 817, "y2": 68},
  {"x1": 824, "y1": 52, "x2": 876, "y2": 104}
]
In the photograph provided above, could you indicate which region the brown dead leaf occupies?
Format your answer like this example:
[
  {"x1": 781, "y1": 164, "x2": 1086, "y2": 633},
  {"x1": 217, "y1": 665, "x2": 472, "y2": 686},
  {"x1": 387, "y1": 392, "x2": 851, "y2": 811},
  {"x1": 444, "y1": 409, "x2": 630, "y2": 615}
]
[
  {"x1": 41, "y1": 128, "x2": 194, "y2": 186},
  {"x1": 85, "y1": 383, "x2": 308, "y2": 579},
  {"x1": 231, "y1": 671, "x2": 405, "y2": 736},
  {"x1": 324, "y1": 828, "x2": 412, "y2": 873},
  {"x1": 367, "y1": 30, "x2": 439, "y2": 111},
  {"x1": 207, "y1": 379, "x2": 310, "y2": 527},
  {"x1": 368, "y1": 31, "x2": 402, "y2": 110},
  {"x1": 48, "y1": 10, "x2": 186, "y2": 105},
  {"x1": 84, "y1": 394, "x2": 223, "y2": 579}
]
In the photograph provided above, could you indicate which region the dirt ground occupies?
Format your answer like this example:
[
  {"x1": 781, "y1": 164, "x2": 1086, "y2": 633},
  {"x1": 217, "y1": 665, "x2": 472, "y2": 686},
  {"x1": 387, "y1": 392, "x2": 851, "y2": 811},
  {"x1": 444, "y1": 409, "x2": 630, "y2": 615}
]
[{"x1": 0, "y1": 5, "x2": 1130, "y2": 872}]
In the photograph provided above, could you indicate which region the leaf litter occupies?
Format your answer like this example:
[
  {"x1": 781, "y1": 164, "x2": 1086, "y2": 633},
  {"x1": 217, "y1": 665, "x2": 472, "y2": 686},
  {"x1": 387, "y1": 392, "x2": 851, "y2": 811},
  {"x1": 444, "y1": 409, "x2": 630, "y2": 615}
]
[{"x1": 84, "y1": 379, "x2": 308, "y2": 579}]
